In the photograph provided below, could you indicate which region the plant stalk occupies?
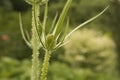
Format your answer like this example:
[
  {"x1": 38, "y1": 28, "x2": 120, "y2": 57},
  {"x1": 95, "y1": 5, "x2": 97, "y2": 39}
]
[
  {"x1": 40, "y1": 50, "x2": 51, "y2": 80},
  {"x1": 31, "y1": 3, "x2": 40, "y2": 80}
]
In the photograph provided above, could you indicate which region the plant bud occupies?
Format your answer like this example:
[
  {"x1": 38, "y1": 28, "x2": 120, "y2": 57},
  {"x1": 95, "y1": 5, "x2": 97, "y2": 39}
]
[{"x1": 46, "y1": 34, "x2": 56, "y2": 50}]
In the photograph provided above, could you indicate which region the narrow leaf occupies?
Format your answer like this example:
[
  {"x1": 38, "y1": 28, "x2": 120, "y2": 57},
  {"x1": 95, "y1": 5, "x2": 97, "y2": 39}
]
[
  {"x1": 41, "y1": 0, "x2": 48, "y2": 48},
  {"x1": 53, "y1": 40, "x2": 70, "y2": 50},
  {"x1": 53, "y1": 0, "x2": 72, "y2": 38},
  {"x1": 65, "y1": 6, "x2": 109, "y2": 39},
  {"x1": 25, "y1": 30, "x2": 31, "y2": 42},
  {"x1": 56, "y1": 18, "x2": 69, "y2": 48},
  {"x1": 43, "y1": 0, "x2": 48, "y2": 35},
  {"x1": 19, "y1": 13, "x2": 31, "y2": 47},
  {"x1": 60, "y1": 17, "x2": 69, "y2": 43},
  {"x1": 49, "y1": 12, "x2": 58, "y2": 34}
]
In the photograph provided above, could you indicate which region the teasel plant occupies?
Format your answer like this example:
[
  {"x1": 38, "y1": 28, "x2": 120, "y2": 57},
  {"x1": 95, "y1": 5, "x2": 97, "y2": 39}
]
[{"x1": 19, "y1": 0, "x2": 109, "y2": 80}]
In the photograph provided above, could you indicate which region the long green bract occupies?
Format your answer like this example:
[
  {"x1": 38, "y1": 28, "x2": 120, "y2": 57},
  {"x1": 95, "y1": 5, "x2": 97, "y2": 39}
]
[
  {"x1": 65, "y1": 6, "x2": 109, "y2": 39},
  {"x1": 53, "y1": 0, "x2": 72, "y2": 38},
  {"x1": 19, "y1": 13, "x2": 31, "y2": 47}
]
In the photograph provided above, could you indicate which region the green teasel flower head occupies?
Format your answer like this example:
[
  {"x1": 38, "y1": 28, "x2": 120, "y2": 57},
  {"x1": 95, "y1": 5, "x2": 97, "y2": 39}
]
[{"x1": 46, "y1": 34, "x2": 56, "y2": 50}]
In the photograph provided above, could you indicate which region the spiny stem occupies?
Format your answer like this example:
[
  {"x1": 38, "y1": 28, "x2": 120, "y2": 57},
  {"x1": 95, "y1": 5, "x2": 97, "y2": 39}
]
[
  {"x1": 31, "y1": 4, "x2": 40, "y2": 80},
  {"x1": 31, "y1": 48, "x2": 40, "y2": 80},
  {"x1": 40, "y1": 50, "x2": 51, "y2": 80}
]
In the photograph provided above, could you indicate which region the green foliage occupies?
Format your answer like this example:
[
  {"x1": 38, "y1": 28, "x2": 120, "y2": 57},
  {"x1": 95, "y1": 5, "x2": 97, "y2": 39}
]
[
  {"x1": 0, "y1": 57, "x2": 119, "y2": 80},
  {"x1": 63, "y1": 29, "x2": 117, "y2": 72},
  {"x1": 48, "y1": 62, "x2": 120, "y2": 80},
  {"x1": 0, "y1": 57, "x2": 30, "y2": 80},
  {"x1": 48, "y1": 62, "x2": 93, "y2": 80}
]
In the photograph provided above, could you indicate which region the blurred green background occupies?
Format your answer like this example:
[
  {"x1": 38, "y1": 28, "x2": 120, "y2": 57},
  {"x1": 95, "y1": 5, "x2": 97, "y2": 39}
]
[{"x1": 0, "y1": 0, "x2": 120, "y2": 80}]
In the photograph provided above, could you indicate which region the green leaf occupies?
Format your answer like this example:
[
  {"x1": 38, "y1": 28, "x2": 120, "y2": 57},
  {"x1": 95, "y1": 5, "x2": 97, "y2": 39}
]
[
  {"x1": 53, "y1": 40, "x2": 70, "y2": 50},
  {"x1": 43, "y1": 0, "x2": 48, "y2": 33},
  {"x1": 25, "y1": 30, "x2": 31, "y2": 42},
  {"x1": 49, "y1": 12, "x2": 58, "y2": 34},
  {"x1": 19, "y1": 13, "x2": 31, "y2": 47},
  {"x1": 65, "y1": 6, "x2": 109, "y2": 39},
  {"x1": 60, "y1": 17, "x2": 69, "y2": 42},
  {"x1": 53, "y1": 0, "x2": 72, "y2": 38},
  {"x1": 54, "y1": 18, "x2": 69, "y2": 50}
]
